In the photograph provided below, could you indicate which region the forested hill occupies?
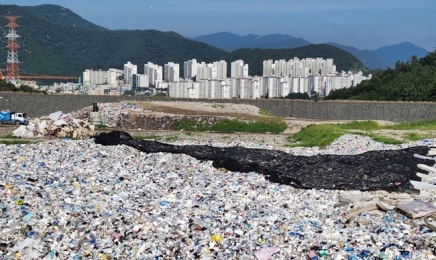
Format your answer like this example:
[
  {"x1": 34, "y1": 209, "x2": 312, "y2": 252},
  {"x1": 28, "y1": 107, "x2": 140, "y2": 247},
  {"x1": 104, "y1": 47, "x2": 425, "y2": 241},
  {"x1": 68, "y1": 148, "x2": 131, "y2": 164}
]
[
  {"x1": 224, "y1": 44, "x2": 366, "y2": 76},
  {"x1": 0, "y1": 4, "x2": 366, "y2": 77},
  {"x1": 22, "y1": 4, "x2": 108, "y2": 31},
  {"x1": 326, "y1": 52, "x2": 436, "y2": 101}
]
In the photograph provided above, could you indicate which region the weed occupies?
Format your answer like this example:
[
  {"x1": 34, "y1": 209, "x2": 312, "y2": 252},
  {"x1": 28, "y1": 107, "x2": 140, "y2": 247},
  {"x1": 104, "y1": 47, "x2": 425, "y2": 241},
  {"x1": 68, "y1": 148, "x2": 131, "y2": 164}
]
[
  {"x1": 211, "y1": 104, "x2": 225, "y2": 109},
  {"x1": 95, "y1": 124, "x2": 108, "y2": 129},
  {"x1": 387, "y1": 120, "x2": 436, "y2": 130},
  {"x1": 0, "y1": 140, "x2": 31, "y2": 145},
  {"x1": 165, "y1": 135, "x2": 179, "y2": 142},
  {"x1": 359, "y1": 132, "x2": 403, "y2": 145},
  {"x1": 3, "y1": 134, "x2": 20, "y2": 139},
  {"x1": 401, "y1": 132, "x2": 434, "y2": 141},
  {"x1": 132, "y1": 134, "x2": 161, "y2": 140},
  {"x1": 287, "y1": 124, "x2": 343, "y2": 147},
  {"x1": 259, "y1": 109, "x2": 274, "y2": 116}
]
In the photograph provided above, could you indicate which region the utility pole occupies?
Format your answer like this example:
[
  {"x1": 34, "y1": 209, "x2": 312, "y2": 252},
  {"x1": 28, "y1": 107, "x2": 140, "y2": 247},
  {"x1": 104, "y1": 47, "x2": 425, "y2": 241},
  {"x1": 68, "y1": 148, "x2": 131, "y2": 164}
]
[{"x1": 3, "y1": 16, "x2": 21, "y2": 85}]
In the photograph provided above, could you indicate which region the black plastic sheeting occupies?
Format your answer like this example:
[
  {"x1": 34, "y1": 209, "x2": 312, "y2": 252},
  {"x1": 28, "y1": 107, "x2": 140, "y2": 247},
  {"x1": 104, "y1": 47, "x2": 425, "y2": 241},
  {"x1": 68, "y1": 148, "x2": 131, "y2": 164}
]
[{"x1": 93, "y1": 131, "x2": 434, "y2": 191}]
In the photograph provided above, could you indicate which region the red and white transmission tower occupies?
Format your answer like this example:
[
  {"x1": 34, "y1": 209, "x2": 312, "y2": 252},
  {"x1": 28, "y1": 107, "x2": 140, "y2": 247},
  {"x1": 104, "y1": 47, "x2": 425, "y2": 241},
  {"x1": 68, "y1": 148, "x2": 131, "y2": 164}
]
[{"x1": 3, "y1": 16, "x2": 21, "y2": 85}]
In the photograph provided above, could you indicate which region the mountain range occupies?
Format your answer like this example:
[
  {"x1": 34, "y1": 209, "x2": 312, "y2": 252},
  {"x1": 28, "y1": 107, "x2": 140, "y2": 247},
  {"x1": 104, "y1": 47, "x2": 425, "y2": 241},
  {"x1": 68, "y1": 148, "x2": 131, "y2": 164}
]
[
  {"x1": 193, "y1": 32, "x2": 429, "y2": 70},
  {"x1": 0, "y1": 4, "x2": 368, "y2": 79}
]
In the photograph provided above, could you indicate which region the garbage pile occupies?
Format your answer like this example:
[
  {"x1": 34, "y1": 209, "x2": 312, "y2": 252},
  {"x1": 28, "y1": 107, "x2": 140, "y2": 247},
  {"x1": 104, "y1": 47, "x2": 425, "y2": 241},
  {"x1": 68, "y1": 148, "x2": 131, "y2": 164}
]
[
  {"x1": 12, "y1": 111, "x2": 94, "y2": 139},
  {"x1": 2, "y1": 136, "x2": 436, "y2": 259},
  {"x1": 69, "y1": 103, "x2": 142, "y2": 128}
]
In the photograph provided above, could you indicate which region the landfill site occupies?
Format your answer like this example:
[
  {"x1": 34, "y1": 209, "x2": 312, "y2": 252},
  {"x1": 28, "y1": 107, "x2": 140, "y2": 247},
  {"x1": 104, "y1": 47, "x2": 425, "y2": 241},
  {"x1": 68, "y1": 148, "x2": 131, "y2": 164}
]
[{"x1": 3, "y1": 101, "x2": 436, "y2": 259}]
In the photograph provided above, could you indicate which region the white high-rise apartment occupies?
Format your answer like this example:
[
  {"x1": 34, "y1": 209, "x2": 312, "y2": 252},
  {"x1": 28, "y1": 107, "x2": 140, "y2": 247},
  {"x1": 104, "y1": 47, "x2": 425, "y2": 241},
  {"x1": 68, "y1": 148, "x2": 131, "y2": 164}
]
[
  {"x1": 231, "y1": 60, "x2": 249, "y2": 78},
  {"x1": 263, "y1": 60, "x2": 274, "y2": 76},
  {"x1": 183, "y1": 59, "x2": 197, "y2": 79},
  {"x1": 274, "y1": 59, "x2": 287, "y2": 77},
  {"x1": 123, "y1": 61, "x2": 137, "y2": 84},
  {"x1": 107, "y1": 69, "x2": 121, "y2": 85},
  {"x1": 164, "y1": 62, "x2": 180, "y2": 82},
  {"x1": 144, "y1": 62, "x2": 163, "y2": 86},
  {"x1": 214, "y1": 60, "x2": 227, "y2": 79},
  {"x1": 132, "y1": 74, "x2": 149, "y2": 91},
  {"x1": 196, "y1": 62, "x2": 207, "y2": 80}
]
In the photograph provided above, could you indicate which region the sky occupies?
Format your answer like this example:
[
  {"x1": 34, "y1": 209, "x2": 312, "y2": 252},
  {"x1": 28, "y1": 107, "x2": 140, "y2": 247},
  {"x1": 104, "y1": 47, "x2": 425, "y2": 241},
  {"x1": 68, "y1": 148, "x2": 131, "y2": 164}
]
[{"x1": 6, "y1": 0, "x2": 436, "y2": 51}]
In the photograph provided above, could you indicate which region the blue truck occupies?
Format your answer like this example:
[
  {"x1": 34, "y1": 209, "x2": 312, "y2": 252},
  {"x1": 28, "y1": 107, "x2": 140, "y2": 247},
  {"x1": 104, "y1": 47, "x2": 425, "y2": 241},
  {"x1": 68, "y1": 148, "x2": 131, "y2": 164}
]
[{"x1": 0, "y1": 111, "x2": 28, "y2": 125}]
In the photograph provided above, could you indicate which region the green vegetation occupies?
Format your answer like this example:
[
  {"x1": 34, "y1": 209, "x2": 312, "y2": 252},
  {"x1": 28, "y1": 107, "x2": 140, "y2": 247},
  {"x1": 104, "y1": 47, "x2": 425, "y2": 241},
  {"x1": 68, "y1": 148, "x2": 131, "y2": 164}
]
[
  {"x1": 95, "y1": 124, "x2": 108, "y2": 129},
  {"x1": 386, "y1": 120, "x2": 436, "y2": 130},
  {"x1": 122, "y1": 90, "x2": 135, "y2": 96},
  {"x1": 402, "y1": 132, "x2": 426, "y2": 141},
  {"x1": 0, "y1": 80, "x2": 46, "y2": 94},
  {"x1": 0, "y1": 140, "x2": 31, "y2": 145},
  {"x1": 0, "y1": 5, "x2": 366, "y2": 79},
  {"x1": 132, "y1": 134, "x2": 162, "y2": 140},
  {"x1": 286, "y1": 120, "x2": 436, "y2": 147},
  {"x1": 284, "y1": 92, "x2": 311, "y2": 100},
  {"x1": 165, "y1": 135, "x2": 179, "y2": 142},
  {"x1": 211, "y1": 103, "x2": 225, "y2": 108},
  {"x1": 3, "y1": 134, "x2": 20, "y2": 139},
  {"x1": 258, "y1": 109, "x2": 274, "y2": 116},
  {"x1": 326, "y1": 52, "x2": 436, "y2": 101},
  {"x1": 23, "y1": 4, "x2": 109, "y2": 30},
  {"x1": 224, "y1": 44, "x2": 367, "y2": 76},
  {"x1": 173, "y1": 118, "x2": 287, "y2": 134},
  {"x1": 153, "y1": 93, "x2": 168, "y2": 97}
]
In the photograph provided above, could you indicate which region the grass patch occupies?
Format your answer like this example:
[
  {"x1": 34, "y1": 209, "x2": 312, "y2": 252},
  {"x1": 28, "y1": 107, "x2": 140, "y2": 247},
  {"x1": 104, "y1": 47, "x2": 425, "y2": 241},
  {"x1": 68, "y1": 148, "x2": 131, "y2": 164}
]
[
  {"x1": 335, "y1": 120, "x2": 380, "y2": 131},
  {"x1": 360, "y1": 132, "x2": 403, "y2": 145},
  {"x1": 2, "y1": 134, "x2": 20, "y2": 139},
  {"x1": 287, "y1": 124, "x2": 344, "y2": 147},
  {"x1": 259, "y1": 109, "x2": 274, "y2": 116},
  {"x1": 387, "y1": 120, "x2": 436, "y2": 130},
  {"x1": 0, "y1": 140, "x2": 31, "y2": 145},
  {"x1": 211, "y1": 104, "x2": 225, "y2": 108},
  {"x1": 172, "y1": 118, "x2": 287, "y2": 134},
  {"x1": 402, "y1": 132, "x2": 434, "y2": 141},
  {"x1": 95, "y1": 124, "x2": 108, "y2": 129},
  {"x1": 402, "y1": 132, "x2": 423, "y2": 141},
  {"x1": 165, "y1": 135, "x2": 179, "y2": 142},
  {"x1": 286, "y1": 120, "x2": 404, "y2": 147},
  {"x1": 132, "y1": 134, "x2": 161, "y2": 140}
]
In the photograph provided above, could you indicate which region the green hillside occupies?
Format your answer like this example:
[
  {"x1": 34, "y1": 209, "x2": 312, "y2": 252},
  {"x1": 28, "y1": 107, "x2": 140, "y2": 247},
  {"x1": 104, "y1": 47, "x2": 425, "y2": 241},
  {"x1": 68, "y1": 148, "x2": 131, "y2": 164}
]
[
  {"x1": 223, "y1": 44, "x2": 367, "y2": 76},
  {"x1": 326, "y1": 52, "x2": 436, "y2": 101},
  {"x1": 23, "y1": 4, "x2": 108, "y2": 31},
  {"x1": 0, "y1": 4, "x2": 367, "y2": 79}
]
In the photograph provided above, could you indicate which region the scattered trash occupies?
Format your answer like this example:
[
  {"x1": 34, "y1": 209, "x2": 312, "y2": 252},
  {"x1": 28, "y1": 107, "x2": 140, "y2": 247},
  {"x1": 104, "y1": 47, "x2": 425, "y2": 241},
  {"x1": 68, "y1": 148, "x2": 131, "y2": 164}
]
[
  {"x1": 12, "y1": 111, "x2": 95, "y2": 139},
  {"x1": 2, "y1": 124, "x2": 436, "y2": 258},
  {"x1": 397, "y1": 200, "x2": 436, "y2": 219},
  {"x1": 254, "y1": 247, "x2": 280, "y2": 260}
]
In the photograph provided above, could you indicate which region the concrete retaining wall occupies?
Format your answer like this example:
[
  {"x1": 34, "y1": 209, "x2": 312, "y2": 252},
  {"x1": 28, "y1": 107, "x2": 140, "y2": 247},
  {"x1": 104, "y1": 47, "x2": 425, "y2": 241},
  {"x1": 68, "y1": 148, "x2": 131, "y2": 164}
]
[{"x1": 3, "y1": 93, "x2": 436, "y2": 122}]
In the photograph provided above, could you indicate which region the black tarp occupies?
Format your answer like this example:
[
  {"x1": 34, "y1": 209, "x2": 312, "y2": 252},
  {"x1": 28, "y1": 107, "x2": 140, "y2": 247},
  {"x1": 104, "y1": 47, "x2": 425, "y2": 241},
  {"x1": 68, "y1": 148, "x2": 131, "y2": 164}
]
[{"x1": 93, "y1": 131, "x2": 433, "y2": 191}]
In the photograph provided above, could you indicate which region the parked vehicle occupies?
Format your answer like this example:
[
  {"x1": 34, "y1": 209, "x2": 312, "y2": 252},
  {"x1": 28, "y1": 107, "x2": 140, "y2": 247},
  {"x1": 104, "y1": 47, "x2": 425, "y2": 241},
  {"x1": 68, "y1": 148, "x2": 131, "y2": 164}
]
[
  {"x1": 0, "y1": 95, "x2": 28, "y2": 125},
  {"x1": 0, "y1": 111, "x2": 28, "y2": 125}
]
